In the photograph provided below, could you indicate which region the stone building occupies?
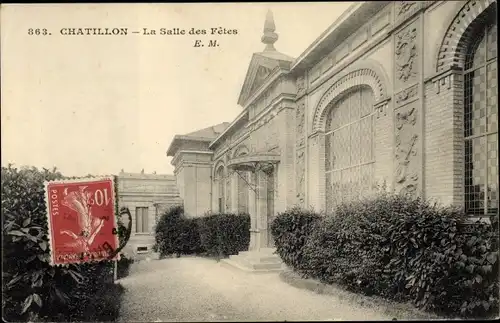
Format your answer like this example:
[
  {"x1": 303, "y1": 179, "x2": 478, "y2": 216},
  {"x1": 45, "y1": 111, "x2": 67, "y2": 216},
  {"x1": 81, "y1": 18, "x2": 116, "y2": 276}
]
[
  {"x1": 117, "y1": 171, "x2": 182, "y2": 258},
  {"x1": 167, "y1": 1, "x2": 498, "y2": 271}
]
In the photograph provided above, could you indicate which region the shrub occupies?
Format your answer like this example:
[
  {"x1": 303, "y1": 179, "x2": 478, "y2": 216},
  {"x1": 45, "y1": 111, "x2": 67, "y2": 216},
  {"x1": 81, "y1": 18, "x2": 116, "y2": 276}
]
[
  {"x1": 277, "y1": 193, "x2": 499, "y2": 319},
  {"x1": 197, "y1": 213, "x2": 250, "y2": 259},
  {"x1": 2, "y1": 165, "x2": 124, "y2": 322},
  {"x1": 117, "y1": 254, "x2": 134, "y2": 279},
  {"x1": 270, "y1": 207, "x2": 321, "y2": 272},
  {"x1": 154, "y1": 205, "x2": 202, "y2": 257}
]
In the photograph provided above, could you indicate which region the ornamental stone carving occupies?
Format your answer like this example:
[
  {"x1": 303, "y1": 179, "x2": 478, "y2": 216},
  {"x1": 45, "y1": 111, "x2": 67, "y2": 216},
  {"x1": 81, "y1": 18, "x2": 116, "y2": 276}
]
[
  {"x1": 396, "y1": 1, "x2": 416, "y2": 17},
  {"x1": 225, "y1": 175, "x2": 231, "y2": 210},
  {"x1": 296, "y1": 101, "x2": 305, "y2": 148},
  {"x1": 295, "y1": 148, "x2": 305, "y2": 206},
  {"x1": 394, "y1": 102, "x2": 420, "y2": 196},
  {"x1": 395, "y1": 133, "x2": 418, "y2": 184},
  {"x1": 395, "y1": 25, "x2": 417, "y2": 83},
  {"x1": 296, "y1": 75, "x2": 306, "y2": 97},
  {"x1": 396, "y1": 106, "x2": 417, "y2": 130},
  {"x1": 395, "y1": 84, "x2": 418, "y2": 106}
]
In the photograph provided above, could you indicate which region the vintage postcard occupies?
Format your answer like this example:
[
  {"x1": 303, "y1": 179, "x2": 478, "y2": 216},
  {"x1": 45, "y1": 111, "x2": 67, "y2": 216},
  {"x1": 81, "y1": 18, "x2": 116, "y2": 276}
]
[{"x1": 1, "y1": 2, "x2": 498, "y2": 322}]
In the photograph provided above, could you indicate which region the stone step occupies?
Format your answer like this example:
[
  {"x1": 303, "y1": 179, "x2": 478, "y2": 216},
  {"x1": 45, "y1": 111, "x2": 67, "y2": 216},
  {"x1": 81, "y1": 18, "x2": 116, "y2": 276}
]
[
  {"x1": 239, "y1": 248, "x2": 278, "y2": 256},
  {"x1": 230, "y1": 253, "x2": 281, "y2": 264},
  {"x1": 220, "y1": 258, "x2": 283, "y2": 274},
  {"x1": 230, "y1": 254, "x2": 283, "y2": 271}
]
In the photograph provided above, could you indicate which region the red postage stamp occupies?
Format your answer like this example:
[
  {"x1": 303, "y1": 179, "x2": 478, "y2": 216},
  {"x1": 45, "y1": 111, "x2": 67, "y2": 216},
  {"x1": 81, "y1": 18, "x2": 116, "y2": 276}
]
[{"x1": 45, "y1": 177, "x2": 120, "y2": 266}]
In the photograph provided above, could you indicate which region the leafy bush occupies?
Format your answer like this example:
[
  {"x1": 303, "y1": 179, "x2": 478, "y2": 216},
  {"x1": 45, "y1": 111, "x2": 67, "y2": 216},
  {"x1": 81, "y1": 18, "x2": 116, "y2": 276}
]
[
  {"x1": 2, "y1": 165, "x2": 124, "y2": 322},
  {"x1": 117, "y1": 254, "x2": 134, "y2": 279},
  {"x1": 275, "y1": 193, "x2": 499, "y2": 318},
  {"x1": 270, "y1": 207, "x2": 321, "y2": 271},
  {"x1": 154, "y1": 205, "x2": 202, "y2": 257},
  {"x1": 197, "y1": 213, "x2": 250, "y2": 258}
]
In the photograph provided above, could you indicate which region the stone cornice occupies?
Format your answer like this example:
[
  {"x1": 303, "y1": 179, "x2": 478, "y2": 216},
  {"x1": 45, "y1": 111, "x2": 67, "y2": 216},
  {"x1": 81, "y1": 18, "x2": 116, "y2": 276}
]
[
  {"x1": 307, "y1": 28, "x2": 393, "y2": 97},
  {"x1": 374, "y1": 97, "x2": 391, "y2": 118},
  {"x1": 119, "y1": 192, "x2": 180, "y2": 197},
  {"x1": 247, "y1": 93, "x2": 296, "y2": 128},
  {"x1": 424, "y1": 65, "x2": 462, "y2": 87},
  {"x1": 171, "y1": 150, "x2": 213, "y2": 166},
  {"x1": 211, "y1": 93, "x2": 295, "y2": 159},
  {"x1": 167, "y1": 135, "x2": 213, "y2": 157},
  {"x1": 173, "y1": 160, "x2": 212, "y2": 176},
  {"x1": 299, "y1": 2, "x2": 439, "y2": 98},
  {"x1": 291, "y1": 2, "x2": 365, "y2": 73},
  {"x1": 118, "y1": 173, "x2": 175, "y2": 180},
  {"x1": 208, "y1": 110, "x2": 248, "y2": 150},
  {"x1": 173, "y1": 160, "x2": 213, "y2": 172}
]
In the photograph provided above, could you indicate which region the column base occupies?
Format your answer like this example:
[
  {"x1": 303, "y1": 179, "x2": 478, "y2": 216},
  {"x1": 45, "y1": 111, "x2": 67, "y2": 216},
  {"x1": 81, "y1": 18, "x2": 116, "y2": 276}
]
[{"x1": 220, "y1": 248, "x2": 284, "y2": 273}]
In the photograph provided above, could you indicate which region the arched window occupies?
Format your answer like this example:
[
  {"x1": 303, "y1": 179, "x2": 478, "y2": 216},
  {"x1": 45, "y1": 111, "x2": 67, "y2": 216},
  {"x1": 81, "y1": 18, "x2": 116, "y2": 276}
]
[
  {"x1": 464, "y1": 18, "x2": 498, "y2": 215},
  {"x1": 216, "y1": 166, "x2": 225, "y2": 213},
  {"x1": 325, "y1": 86, "x2": 375, "y2": 213}
]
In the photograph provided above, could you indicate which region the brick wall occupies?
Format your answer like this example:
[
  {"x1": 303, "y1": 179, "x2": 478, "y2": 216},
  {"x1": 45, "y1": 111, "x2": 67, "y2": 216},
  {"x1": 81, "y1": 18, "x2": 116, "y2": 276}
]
[{"x1": 424, "y1": 70, "x2": 464, "y2": 206}]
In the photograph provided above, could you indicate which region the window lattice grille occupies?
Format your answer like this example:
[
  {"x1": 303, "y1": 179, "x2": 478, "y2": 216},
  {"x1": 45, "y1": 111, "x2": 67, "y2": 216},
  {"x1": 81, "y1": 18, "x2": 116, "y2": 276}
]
[
  {"x1": 464, "y1": 22, "x2": 498, "y2": 216},
  {"x1": 325, "y1": 86, "x2": 375, "y2": 213}
]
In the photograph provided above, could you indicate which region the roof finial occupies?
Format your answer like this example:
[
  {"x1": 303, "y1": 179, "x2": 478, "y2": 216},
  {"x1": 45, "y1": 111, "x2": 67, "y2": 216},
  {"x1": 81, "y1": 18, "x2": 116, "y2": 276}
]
[{"x1": 261, "y1": 10, "x2": 278, "y2": 51}]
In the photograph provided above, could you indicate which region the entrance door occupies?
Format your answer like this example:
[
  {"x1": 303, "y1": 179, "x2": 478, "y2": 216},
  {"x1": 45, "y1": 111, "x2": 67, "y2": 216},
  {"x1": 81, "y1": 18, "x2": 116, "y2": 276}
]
[{"x1": 266, "y1": 168, "x2": 275, "y2": 247}]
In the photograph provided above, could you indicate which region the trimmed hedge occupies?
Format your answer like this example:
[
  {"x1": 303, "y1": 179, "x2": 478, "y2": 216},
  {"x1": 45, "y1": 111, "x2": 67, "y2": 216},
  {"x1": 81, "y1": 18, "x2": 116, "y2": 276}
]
[
  {"x1": 197, "y1": 213, "x2": 250, "y2": 258},
  {"x1": 154, "y1": 205, "x2": 203, "y2": 257},
  {"x1": 272, "y1": 193, "x2": 499, "y2": 319},
  {"x1": 270, "y1": 207, "x2": 321, "y2": 271},
  {"x1": 154, "y1": 210, "x2": 250, "y2": 259},
  {"x1": 2, "y1": 165, "x2": 124, "y2": 322}
]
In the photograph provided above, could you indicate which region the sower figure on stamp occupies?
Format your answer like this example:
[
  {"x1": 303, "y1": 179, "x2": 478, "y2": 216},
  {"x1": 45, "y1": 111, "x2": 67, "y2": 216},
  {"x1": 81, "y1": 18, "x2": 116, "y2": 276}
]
[{"x1": 60, "y1": 186, "x2": 105, "y2": 253}]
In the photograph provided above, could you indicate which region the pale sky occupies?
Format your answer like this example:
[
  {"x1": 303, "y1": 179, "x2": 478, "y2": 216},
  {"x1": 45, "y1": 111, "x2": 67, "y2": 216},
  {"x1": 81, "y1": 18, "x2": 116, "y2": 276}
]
[{"x1": 1, "y1": 2, "x2": 353, "y2": 177}]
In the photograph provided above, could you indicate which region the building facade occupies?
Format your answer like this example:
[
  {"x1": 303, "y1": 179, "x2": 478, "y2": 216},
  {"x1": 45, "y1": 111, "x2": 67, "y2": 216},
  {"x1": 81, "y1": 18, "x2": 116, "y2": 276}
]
[
  {"x1": 117, "y1": 171, "x2": 182, "y2": 257},
  {"x1": 167, "y1": 1, "x2": 498, "y2": 269}
]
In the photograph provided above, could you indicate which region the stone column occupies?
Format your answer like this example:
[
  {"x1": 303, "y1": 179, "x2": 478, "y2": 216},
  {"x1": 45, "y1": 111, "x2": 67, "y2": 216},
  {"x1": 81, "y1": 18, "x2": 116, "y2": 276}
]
[
  {"x1": 255, "y1": 170, "x2": 268, "y2": 250},
  {"x1": 230, "y1": 171, "x2": 239, "y2": 213},
  {"x1": 248, "y1": 170, "x2": 258, "y2": 251}
]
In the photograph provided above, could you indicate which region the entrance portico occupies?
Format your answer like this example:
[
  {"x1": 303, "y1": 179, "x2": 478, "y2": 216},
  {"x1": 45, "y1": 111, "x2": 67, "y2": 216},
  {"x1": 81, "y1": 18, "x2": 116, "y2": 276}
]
[
  {"x1": 222, "y1": 153, "x2": 284, "y2": 272},
  {"x1": 227, "y1": 153, "x2": 280, "y2": 250}
]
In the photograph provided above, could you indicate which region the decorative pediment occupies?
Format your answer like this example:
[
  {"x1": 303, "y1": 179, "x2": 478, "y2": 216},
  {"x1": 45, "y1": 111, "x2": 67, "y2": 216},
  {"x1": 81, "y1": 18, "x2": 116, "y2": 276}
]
[
  {"x1": 237, "y1": 10, "x2": 294, "y2": 107},
  {"x1": 237, "y1": 54, "x2": 280, "y2": 107},
  {"x1": 250, "y1": 66, "x2": 273, "y2": 94}
]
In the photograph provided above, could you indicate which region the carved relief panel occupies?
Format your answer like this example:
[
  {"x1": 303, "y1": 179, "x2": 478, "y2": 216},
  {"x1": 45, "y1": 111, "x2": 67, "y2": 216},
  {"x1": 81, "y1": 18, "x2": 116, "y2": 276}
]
[
  {"x1": 395, "y1": 21, "x2": 419, "y2": 89},
  {"x1": 396, "y1": 1, "x2": 417, "y2": 18},
  {"x1": 296, "y1": 75, "x2": 306, "y2": 98},
  {"x1": 394, "y1": 101, "x2": 421, "y2": 197},
  {"x1": 296, "y1": 100, "x2": 306, "y2": 148},
  {"x1": 225, "y1": 153, "x2": 232, "y2": 211},
  {"x1": 295, "y1": 98, "x2": 306, "y2": 207},
  {"x1": 393, "y1": 16, "x2": 422, "y2": 197},
  {"x1": 296, "y1": 148, "x2": 305, "y2": 206}
]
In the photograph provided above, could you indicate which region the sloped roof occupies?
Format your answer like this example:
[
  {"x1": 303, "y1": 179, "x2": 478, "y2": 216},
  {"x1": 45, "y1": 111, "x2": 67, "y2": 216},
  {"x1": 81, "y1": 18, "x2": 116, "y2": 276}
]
[
  {"x1": 183, "y1": 122, "x2": 230, "y2": 139},
  {"x1": 166, "y1": 122, "x2": 230, "y2": 156},
  {"x1": 257, "y1": 50, "x2": 294, "y2": 62}
]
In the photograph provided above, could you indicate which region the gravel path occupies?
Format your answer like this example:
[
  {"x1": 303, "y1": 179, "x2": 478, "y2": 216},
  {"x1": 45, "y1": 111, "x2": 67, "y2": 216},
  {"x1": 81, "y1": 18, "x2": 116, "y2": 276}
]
[{"x1": 117, "y1": 257, "x2": 392, "y2": 322}]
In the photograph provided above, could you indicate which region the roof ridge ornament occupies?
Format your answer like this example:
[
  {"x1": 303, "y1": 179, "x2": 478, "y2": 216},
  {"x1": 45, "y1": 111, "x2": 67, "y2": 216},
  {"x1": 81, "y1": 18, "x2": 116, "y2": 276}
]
[{"x1": 261, "y1": 10, "x2": 278, "y2": 52}]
